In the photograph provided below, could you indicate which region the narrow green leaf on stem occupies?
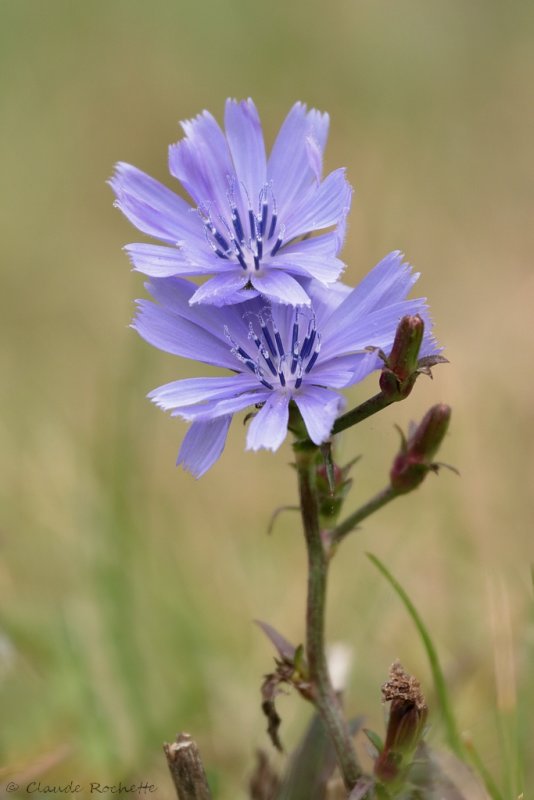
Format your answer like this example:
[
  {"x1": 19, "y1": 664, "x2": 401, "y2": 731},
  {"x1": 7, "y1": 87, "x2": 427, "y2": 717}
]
[{"x1": 366, "y1": 553, "x2": 465, "y2": 758}]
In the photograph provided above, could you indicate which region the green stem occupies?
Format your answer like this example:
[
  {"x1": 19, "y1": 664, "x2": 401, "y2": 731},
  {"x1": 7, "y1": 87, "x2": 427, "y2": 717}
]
[
  {"x1": 331, "y1": 486, "x2": 398, "y2": 546},
  {"x1": 332, "y1": 392, "x2": 394, "y2": 436},
  {"x1": 294, "y1": 442, "x2": 362, "y2": 791}
]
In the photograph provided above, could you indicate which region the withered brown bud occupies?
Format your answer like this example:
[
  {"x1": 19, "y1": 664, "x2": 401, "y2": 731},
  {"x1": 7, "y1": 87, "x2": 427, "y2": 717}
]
[{"x1": 374, "y1": 661, "x2": 428, "y2": 784}]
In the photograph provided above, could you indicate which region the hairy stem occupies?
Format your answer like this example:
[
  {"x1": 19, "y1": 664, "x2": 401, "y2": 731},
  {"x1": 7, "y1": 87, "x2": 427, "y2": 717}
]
[
  {"x1": 332, "y1": 392, "x2": 394, "y2": 436},
  {"x1": 331, "y1": 486, "x2": 398, "y2": 546},
  {"x1": 294, "y1": 442, "x2": 362, "y2": 791}
]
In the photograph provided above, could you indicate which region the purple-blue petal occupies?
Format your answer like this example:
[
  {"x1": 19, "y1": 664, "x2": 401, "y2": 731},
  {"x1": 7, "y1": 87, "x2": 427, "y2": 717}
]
[
  {"x1": 145, "y1": 277, "x2": 246, "y2": 342},
  {"x1": 251, "y1": 271, "x2": 311, "y2": 306},
  {"x1": 267, "y1": 103, "x2": 330, "y2": 218},
  {"x1": 306, "y1": 355, "x2": 365, "y2": 388},
  {"x1": 294, "y1": 387, "x2": 345, "y2": 444},
  {"x1": 177, "y1": 416, "x2": 232, "y2": 478},
  {"x1": 177, "y1": 389, "x2": 271, "y2": 421},
  {"x1": 148, "y1": 374, "x2": 260, "y2": 411},
  {"x1": 284, "y1": 168, "x2": 353, "y2": 241},
  {"x1": 125, "y1": 243, "x2": 211, "y2": 277},
  {"x1": 322, "y1": 298, "x2": 432, "y2": 359},
  {"x1": 224, "y1": 98, "x2": 267, "y2": 197},
  {"x1": 110, "y1": 162, "x2": 202, "y2": 245},
  {"x1": 327, "y1": 252, "x2": 419, "y2": 327},
  {"x1": 246, "y1": 394, "x2": 290, "y2": 452},
  {"x1": 189, "y1": 272, "x2": 250, "y2": 306},
  {"x1": 169, "y1": 111, "x2": 234, "y2": 215},
  {"x1": 133, "y1": 299, "x2": 237, "y2": 369}
]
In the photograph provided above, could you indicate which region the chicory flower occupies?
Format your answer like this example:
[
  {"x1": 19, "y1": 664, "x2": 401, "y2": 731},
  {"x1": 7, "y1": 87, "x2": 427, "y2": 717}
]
[
  {"x1": 110, "y1": 99, "x2": 352, "y2": 307},
  {"x1": 133, "y1": 251, "x2": 440, "y2": 477}
]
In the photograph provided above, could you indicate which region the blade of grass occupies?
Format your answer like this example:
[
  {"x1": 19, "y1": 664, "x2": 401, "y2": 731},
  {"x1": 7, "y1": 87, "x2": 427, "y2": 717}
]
[
  {"x1": 463, "y1": 735, "x2": 505, "y2": 800},
  {"x1": 366, "y1": 552, "x2": 464, "y2": 756},
  {"x1": 367, "y1": 553, "x2": 507, "y2": 800}
]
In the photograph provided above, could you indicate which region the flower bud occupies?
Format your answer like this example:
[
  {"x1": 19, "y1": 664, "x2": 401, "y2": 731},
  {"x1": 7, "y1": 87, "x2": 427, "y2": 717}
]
[
  {"x1": 390, "y1": 404, "x2": 451, "y2": 494},
  {"x1": 380, "y1": 315, "x2": 425, "y2": 400},
  {"x1": 374, "y1": 661, "x2": 428, "y2": 785}
]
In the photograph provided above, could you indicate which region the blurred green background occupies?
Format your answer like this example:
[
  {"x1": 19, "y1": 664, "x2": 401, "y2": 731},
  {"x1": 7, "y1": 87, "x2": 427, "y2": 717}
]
[{"x1": 1, "y1": 0, "x2": 533, "y2": 797}]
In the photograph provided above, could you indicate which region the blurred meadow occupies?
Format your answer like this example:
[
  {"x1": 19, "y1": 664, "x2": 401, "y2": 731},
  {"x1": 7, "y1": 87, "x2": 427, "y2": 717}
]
[{"x1": 1, "y1": 0, "x2": 534, "y2": 797}]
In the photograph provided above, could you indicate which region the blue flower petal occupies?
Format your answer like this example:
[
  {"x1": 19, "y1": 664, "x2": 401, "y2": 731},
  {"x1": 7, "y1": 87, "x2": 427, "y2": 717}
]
[
  {"x1": 133, "y1": 300, "x2": 237, "y2": 369},
  {"x1": 294, "y1": 387, "x2": 345, "y2": 444},
  {"x1": 148, "y1": 374, "x2": 261, "y2": 411},
  {"x1": 189, "y1": 272, "x2": 251, "y2": 306},
  {"x1": 251, "y1": 271, "x2": 311, "y2": 306},
  {"x1": 307, "y1": 355, "x2": 365, "y2": 388},
  {"x1": 177, "y1": 416, "x2": 232, "y2": 478},
  {"x1": 328, "y1": 252, "x2": 419, "y2": 325},
  {"x1": 267, "y1": 103, "x2": 329, "y2": 218},
  {"x1": 284, "y1": 168, "x2": 353, "y2": 241},
  {"x1": 274, "y1": 233, "x2": 345, "y2": 285},
  {"x1": 169, "y1": 111, "x2": 234, "y2": 215},
  {"x1": 224, "y1": 98, "x2": 267, "y2": 198},
  {"x1": 178, "y1": 389, "x2": 271, "y2": 421},
  {"x1": 322, "y1": 298, "x2": 432, "y2": 359},
  {"x1": 246, "y1": 394, "x2": 290, "y2": 452},
  {"x1": 125, "y1": 243, "x2": 212, "y2": 277},
  {"x1": 110, "y1": 163, "x2": 204, "y2": 245},
  {"x1": 145, "y1": 278, "x2": 246, "y2": 341}
]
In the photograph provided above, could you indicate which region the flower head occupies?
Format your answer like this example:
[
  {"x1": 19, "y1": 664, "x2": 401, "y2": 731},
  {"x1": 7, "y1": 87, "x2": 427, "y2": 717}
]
[
  {"x1": 110, "y1": 99, "x2": 352, "y2": 307},
  {"x1": 133, "y1": 252, "x2": 440, "y2": 477}
]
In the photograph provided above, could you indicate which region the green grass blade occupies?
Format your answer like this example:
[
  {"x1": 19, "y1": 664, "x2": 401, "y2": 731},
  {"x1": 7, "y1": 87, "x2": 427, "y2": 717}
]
[
  {"x1": 366, "y1": 552, "x2": 464, "y2": 757},
  {"x1": 464, "y1": 735, "x2": 505, "y2": 800}
]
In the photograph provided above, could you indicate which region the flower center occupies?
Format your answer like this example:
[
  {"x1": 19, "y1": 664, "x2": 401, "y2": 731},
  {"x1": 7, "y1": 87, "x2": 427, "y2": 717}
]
[
  {"x1": 198, "y1": 177, "x2": 285, "y2": 273},
  {"x1": 225, "y1": 308, "x2": 322, "y2": 391}
]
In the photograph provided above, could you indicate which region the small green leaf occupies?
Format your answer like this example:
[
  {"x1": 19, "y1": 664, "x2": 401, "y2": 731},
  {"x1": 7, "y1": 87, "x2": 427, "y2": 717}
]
[{"x1": 364, "y1": 728, "x2": 384, "y2": 757}]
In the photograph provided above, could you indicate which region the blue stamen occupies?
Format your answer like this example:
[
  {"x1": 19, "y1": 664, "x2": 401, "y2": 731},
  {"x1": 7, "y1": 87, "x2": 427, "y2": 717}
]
[
  {"x1": 304, "y1": 351, "x2": 320, "y2": 373},
  {"x1": 278, "y1": 371, "x2": 286, "y2": 387},
  {"x1": 231, "y1": 239, "x2": 248, "y2": 270},
  {"x1": 291, "y1": 318, "x2": 299, "y2": 352},
  {"x1": 248, "y1": 208, "x2": 256, "y2": 240},
  {"x1": 260, "y1": 202, "x2": 268, "y2": 237},
  {"x1": 273, "y1": 327, "x2": 285, "y2": 357},
  {"x1": 249, "y1": 325, "x2": 277, "y2": 376},
  {"x1": 300, "y1": 329, "x2": 316, "y2": 359},
  {"x1": 270, "y1": 235, "x2": 283, "y2": 257},
  {"x1": 213, "y1": 229, "x2": 229, "y2": 252},
  {"x1": 260, "y1": 322, "x2": 276, "y2": 356},
  {"x1": 304, "y1": 335, "x2": 322, "y2": 374},
  {"x1": 235, "y1": 346, "x2": 257, "y2": 372},
  {"x1": 268, "y1": 212, "x2": 277, "y2": 240},
  {"x1": 262, "y1": 352, "x2": 278, "y2": 376},
  {"x1": 290, "y1": 318, "x2": 300, "y2": 374},
  {"x1": 232, "y1": 209, "x2": 245, "y2": 243}
]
